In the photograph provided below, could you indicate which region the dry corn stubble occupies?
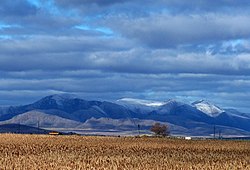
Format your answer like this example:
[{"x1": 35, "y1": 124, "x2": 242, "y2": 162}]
[{"x1": 0, "y1": 134, "x2": 249, "y2": 170}]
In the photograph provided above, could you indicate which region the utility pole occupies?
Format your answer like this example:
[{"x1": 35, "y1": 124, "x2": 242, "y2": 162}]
[
  {"x1": 138, "y1": 124, "x2": 140, "y2": 136},
  {"x1": 218, "y1": 130, "x2": 221, "y2": 139},
  {"x1": 37, "y1": 120, "x2": 40, "y2": 129},
  {"x1": 213, "y1": 125, "x2": 216, "y2": 139}
]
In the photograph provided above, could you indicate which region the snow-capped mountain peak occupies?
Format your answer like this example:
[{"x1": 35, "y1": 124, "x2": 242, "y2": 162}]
[
  {"x1": 192, "y1": 100, "x2": 224, "y2": 117},
  {"x1": 117, "y1": 98, "x2": 166, "y2": 107},
  {"x1": 116, "y1": 98, "x2": 167, "y2": 114}
]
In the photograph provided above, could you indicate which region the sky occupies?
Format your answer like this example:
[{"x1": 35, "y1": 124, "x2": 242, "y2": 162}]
[{"x1": 0, "y1": 0, "x2": 250, "y2": 113}]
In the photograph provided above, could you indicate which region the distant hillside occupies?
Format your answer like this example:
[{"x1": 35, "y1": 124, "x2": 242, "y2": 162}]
[
  {"x1": 1, "y1": 110, "x2": 82, "y2": 128},
  {"x1": 0, "y1": 94, "x2": 249, "y2": 137}
]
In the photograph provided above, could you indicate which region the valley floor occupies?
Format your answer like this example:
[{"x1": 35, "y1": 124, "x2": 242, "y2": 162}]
[{"x1": 0, "y1": 134, "x2": 249, "y2": 170}]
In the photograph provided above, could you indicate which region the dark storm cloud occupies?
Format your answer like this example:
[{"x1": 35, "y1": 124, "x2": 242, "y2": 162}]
[
  {"x1": 106, "y1": 14, "x2": 250, "y2": 48},
  {"x1": 0, "y1": 0, "x2": 250, "y2": 113},
  {"x1": 0, "y1": 0, "x2": 37, "y2": 17},
  {"x1": 1, "y1": 72, "x2": 250, "y2": 111},
  {"x1": 0, "y1": 39, "x2": 250, "y2": 75},
  {"x1": 159, "y1": 0, "x2": 250, "y2": 12},
  {"x1": 54, "y1": 0, "x2": 250, "y2": 49},
  {"x1": 0, "y1": 35, "x2": 131, "y2": 55},
  {"x1": 1, "y1": 72, "x2": 249, "y2": 95},
  {"x1": 55, "y1": 0, "x2": 129, "y2": 7},
  {"x1": 55, "y1": 0, "x2": 250, "y2": 11}
]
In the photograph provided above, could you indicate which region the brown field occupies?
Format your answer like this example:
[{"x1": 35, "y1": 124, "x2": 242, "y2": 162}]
[{"x1": 0, "y1": 134, "x2": 249, "y2": 170}]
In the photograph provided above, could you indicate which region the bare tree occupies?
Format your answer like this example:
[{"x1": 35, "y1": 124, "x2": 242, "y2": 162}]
[{"x1": 150, "y1": 123, "x2": 170, "y2": 137}]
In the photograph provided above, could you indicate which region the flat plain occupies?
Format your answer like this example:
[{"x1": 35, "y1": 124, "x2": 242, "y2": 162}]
[{"x1": 0, "y1": 134, "x2": 249, "y2": 170}]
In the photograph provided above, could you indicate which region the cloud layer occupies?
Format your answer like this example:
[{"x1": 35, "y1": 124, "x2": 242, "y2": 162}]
[{"x1": 0, "y1": 0, "x2": 250, "y2": 113}]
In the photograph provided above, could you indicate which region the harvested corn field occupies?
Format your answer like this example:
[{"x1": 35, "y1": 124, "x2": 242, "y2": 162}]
[{"x1": 0, "y1": 134, "x2": 249, "y2": 170}]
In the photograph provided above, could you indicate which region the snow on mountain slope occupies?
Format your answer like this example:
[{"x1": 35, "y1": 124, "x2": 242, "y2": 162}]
[
  {"x1": 116, "y1": 98, "x2": 167, "y2": 114},
  {"x1": 0, "y1": 94, "x2": 249, "y2": 135},
  {"x1": 192, "y1": 100, "x2": 224, "y2": 117},
  {"x1": 117, "y1": 98, "x2": 166, "y2": 107}
]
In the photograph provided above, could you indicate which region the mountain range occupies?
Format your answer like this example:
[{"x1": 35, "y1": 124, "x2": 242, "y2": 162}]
[{"x1": 0, "y1": 94, "x2": 249, "y2": 137}]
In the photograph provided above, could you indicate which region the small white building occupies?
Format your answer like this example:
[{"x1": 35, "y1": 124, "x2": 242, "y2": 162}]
[{"x1": 185, "y1": 136, "x2": 192, "y2": 140}]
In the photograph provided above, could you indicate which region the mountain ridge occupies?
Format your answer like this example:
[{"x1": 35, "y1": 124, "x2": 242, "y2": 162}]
[{"x1": 0, "y1": 94, "x2": 249, "y2": 136}]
